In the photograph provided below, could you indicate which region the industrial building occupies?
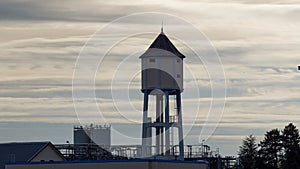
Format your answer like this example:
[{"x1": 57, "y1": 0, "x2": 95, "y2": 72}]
[
  {"x1": 55, "y1": 124, "x2": 117, "y2": 160},
  {"x1": 73, "y1": 124, "x2": 111, "y2": 148},
  {"x1": 0, "y1": 142, "x2": 65, "y2": 169}
]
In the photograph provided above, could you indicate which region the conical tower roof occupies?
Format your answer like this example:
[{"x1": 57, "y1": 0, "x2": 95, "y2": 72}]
[{"x1": 140, "y1": 29, "x2": 185, "y2": 59}]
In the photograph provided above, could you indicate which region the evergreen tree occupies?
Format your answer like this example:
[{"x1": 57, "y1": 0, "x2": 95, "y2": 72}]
[
  {"x1": 258, "y1": 129, "x2": 282, "y2": 169},
  {"x1": 281, "y1": 123, "x2": 300, "y2": 169},
  {"x1": 282, "y1": 123, "x2": 300, "y2": 151},
  {"x1": 238, "y1": 123, "x2": 300, "y2": 169},
  {"x1": 238, "y1": 135, "x2": 258, "y2": 169}
]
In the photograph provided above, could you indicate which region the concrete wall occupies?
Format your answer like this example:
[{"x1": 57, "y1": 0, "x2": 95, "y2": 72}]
[{"x1": 6, "y1": 160, "x2": 208, "y2": 169}]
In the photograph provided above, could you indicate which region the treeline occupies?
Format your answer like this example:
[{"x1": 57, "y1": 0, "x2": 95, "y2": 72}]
[{"x1": 238, "y1": 123, "x2": 300, "y2": 169}]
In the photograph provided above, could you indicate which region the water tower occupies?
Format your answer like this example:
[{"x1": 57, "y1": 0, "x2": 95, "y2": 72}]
[{"x1": 139, "y1": 27, "x2": 185, "y2": 160}]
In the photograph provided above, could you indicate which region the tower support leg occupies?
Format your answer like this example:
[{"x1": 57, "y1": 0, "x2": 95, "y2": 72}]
[
  {"x1": 142, "y1": 91, "x2": 149, "y2": 158},
  {"x1": 160, "y1": 96, "x2": 164, "y2": 155},
  {"x1": 164, "y1": 92, "x2": 170, "y2": 158},
  {"x1": 176, "y1": 93, "x2": 184, "y2": 160},
  {"x1": 155, "y1": 94, "x2": 163, "y2": 155}
]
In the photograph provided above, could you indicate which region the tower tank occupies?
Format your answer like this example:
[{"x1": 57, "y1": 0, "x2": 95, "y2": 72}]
[{"x1": 140, "y1": 29, "x2": 185, "y2": 94}]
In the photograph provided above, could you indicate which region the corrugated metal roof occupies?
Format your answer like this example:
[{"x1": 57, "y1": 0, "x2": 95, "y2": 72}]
[
  {"x1": 140, "y1": 32, "x2": 185, "y2": 59},
  {"x1": 0, "y1": 142, "x2": 50, "y2": 169}
]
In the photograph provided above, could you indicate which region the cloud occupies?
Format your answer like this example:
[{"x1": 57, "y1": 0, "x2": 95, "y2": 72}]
[
  {"x1": 175, "y1": 0, "x2": 300, "y2": 4},
  {"x1": 0, "y1": 0, "x2": 300, "y2": 156},
  {"x1": 0, "y1": 0, "x2": 176, "y2": 22},
  {"x1": 0, "y1": 0, "x2": 120, "y2": 22}
]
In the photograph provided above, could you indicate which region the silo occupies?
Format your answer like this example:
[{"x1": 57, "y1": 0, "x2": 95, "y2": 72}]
[
  {"x1": 74, "y1": 126, "x2": 91, "y2": 144},
  {"x1": 90, "y1": 125, "x2": 111, "y2": 148},
  {"x1": 73, "y1": 124, "x2": 111, "y2": 148}
]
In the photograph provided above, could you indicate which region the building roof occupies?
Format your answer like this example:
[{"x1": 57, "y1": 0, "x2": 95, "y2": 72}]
[
  {"x1": 0, "y1": 142, "x2": 64, "y2": 169},
  {"x1": 140, "y1": 30, "x2": 185, "y2": 59}
]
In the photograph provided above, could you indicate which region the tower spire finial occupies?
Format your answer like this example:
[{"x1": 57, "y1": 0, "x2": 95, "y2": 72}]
[{"x1": 161, "y1": 20, "x2": 164, "y2": 33}]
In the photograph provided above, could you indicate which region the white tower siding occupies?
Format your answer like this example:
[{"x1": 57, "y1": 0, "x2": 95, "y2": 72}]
[{"x1": 141, "y1": 50, "x2": 183, "y2": 92}]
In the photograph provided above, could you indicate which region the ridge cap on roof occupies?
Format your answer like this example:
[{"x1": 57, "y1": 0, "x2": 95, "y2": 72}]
[{"x1": 0, "y1": 141, "x2": 51, "y2": 145}]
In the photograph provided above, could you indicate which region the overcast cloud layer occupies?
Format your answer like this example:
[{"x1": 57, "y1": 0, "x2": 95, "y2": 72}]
[{"x1": 0, "y1": 0, "x2": 300, "y2": 155}]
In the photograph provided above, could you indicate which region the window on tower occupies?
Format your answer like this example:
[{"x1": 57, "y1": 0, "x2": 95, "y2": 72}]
[
  {"x1": 149, "y1": 58, "x2": 155, "y2": 62},
  {"x1": 177, "y1": 74, "x2": 181, "y2": 78}
]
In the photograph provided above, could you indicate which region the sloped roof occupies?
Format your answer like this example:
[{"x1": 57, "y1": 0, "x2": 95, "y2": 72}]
[
  {"x1": 0, "y1": 142, "x2": 63, "y2": 169},
  {"x1": 140, "y1": 31, "x2": 185, "y2": 59}
]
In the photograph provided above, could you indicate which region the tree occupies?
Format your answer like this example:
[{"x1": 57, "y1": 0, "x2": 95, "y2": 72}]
[
  {"x1": 258, "y1": 128, "x2": 282, "y2": 169},
  {"x1": 281, "y1": 123, "x2": 300, "y2": 169},
  {"x1": 238, "y1": 123, "x2": 300, "y2": 169},
  {"x1": 238, "y1": 135, "x2": 258, "y2": 169},
  {"x1": 282, "y1": 123, "x2": 300, "y2": 151}
]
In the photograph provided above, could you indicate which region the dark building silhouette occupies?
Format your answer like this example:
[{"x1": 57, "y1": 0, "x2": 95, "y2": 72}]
[{"x1": 0, "y1": 142, "x2": 65, "y2": 169}]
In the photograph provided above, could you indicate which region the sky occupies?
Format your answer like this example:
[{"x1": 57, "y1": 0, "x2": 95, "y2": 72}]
[{"x1": 0, "y1": 0, "x2": 300, "y2": 156}]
